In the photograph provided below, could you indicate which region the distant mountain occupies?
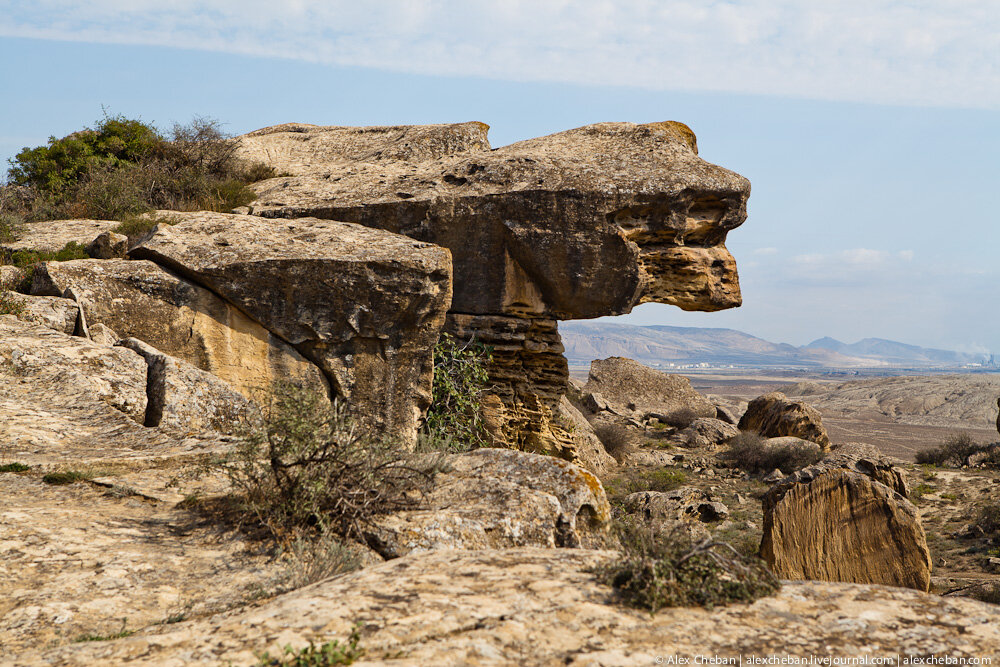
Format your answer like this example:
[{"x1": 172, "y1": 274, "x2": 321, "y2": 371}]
[{"x1": 559, "y1": 322, "x2": 988, "y2": 369}]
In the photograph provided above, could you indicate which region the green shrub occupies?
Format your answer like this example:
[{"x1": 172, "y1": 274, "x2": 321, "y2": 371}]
[
  {"x1": 224, "y1": 383, "x2": 440, "y2": 539},
  {"x1": 256, "y1": 626, "x2": 363, "y2": 666},
  {"x1": 916, "y1": 432, "x2": 994, "y2": 467},
  {"x1": 42, "y1": 470, "x2": 92, "y2": 485},
  {"x1": 5, "y1": 114, "x2": 275, "y2": 223},
  {"x1": 422, "y1": 333, "x2": 493, "y2": 451},
  {"x1": 724, "y1": 431, "x2": 822, "y2": 474},
  {"x1": 112, "y1": 213, "x2": 178, "y2": 245},
  {"x1": 0, "y1": 462, "x2": 30, "y2": 473},
  {"x1": 597, "y1": 520, "x2": 780, "y2": 611}
]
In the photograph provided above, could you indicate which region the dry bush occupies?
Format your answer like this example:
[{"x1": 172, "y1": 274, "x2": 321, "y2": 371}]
[
  {"x1": 973, "y1": 502, "x2": 1000, "y2": 539},
  {"x1": 603, "y1": 468, "x2": 687, "y2": 507},
  {"x1": 223, "y1": 382, "x2": 443, "y2": 540},
  {"x1": 724, "y1": 431, "x2": 822, "y2": 475},
  {"x1": 593, "y1": 423, "x2": 638, "y2": 463},
  {"x1": 596, "y1": 520, "x2": 780, "y2": 611},
  {"x1": 661, "y1": 407, "x2": 701, "y2": 428},
  {"x1": 915, "y1": 432, "x2": 995, "y2": 467}
]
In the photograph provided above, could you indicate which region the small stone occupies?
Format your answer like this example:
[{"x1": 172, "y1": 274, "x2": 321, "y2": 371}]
[{"x1": 763, "y1": 468, "x2": 785, "y2": 483}]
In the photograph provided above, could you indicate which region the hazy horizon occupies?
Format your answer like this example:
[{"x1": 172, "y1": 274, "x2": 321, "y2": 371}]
[{"x1": 2, "y1": 2, "x2": 997, "y2": 354}]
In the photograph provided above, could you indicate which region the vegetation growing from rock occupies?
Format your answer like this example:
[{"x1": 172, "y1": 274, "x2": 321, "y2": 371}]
[
  {"x1": 224, "y1": 383, "x2": 441, "y2": 540},
  {"x1": 422, "y1": 333, "x2": 494, "y2": 451},
  {"x1": 256, "y1": 625, "x2": 363, "y2": 666},
  {"x1": 598, "y1": 520, "x2": 780, "y2": 611},
  {"x1": 2, "y1": 114, "x2": 275, "y2": 223},
  {"x1": 724, "y1": 431, "x2": 823, "y2": 474}
]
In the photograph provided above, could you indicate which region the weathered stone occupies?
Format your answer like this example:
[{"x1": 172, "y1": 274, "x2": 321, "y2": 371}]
[
  {"x1": 241, "y1": 121, "x2": 748, "y2": 457},
  {"x1": 624, "y1": 487, "x2": 728, "y2": 527},
  {"x1": 714, "y1": 402, "x2": 740, "y2": 424},
  {"x1": 31, "y1": 258, "x2": 328, "y2": 404},
  {"x1": 584, "y1": 357, "x2": 716, "y2": 422},
  {"x1": 0, "y1": 264, "x2": 26, "y2": 287},
  {"x1": 0, "y1": 218, "x2": 117, "y2": 254},
  {"x1": 739, "y1": 391, "x2": 831, "y2": 450},
  {"x1": 556, "y1": 395, "x2": 617, "y2": 476},
  {"x1": 0, "y1": 315, "x2": 147, "y2": 423},
  {"x1": 761, "y1": 468, "x2": 931, "y2": 591},
  {"x1": 84, "y1": 230, "x2": 129, "y2": 258},
  {"x1": 130, "y1": 211, "x2": 452, "y2": 444},
  {"x1": 813, "y1": 441, "x2": 909, "y2": 496},
  {"x1": 20, "y1": 548, "x2": 1000, "y2": 666},
  {"x1": 2, "y1": 292, "x2": 79, "y2": 334},
  {"x1": 583, "y1": 391, "x2": 611, "y2": 413},
  {"x1": 118, "y1": 338, "x2": 261, "y2": 435},
  {"x1": 366, "y1": 449, "x2": 611, "y2": 558},
  {"x1": 86, "y1": 322, "x2": 119, "y2": 346},
  {"x1": 680, "y1": 417, "x2": 739, "y2": 448}
]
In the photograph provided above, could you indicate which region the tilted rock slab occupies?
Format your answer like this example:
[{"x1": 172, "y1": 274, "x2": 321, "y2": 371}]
[
  {"x1": 239, "y1": 121, "x2": 748, "y2": 458},
  {"x1": 739, "y1": 391, "x2": 832, "y2": 450},
  {"x1": 20, "y1": 548, "x2": 999, "y2": 666},
  {"x1": 130, "y1": 211, "x2": 452, "y2": 443},
  {"x1": 366, "y1": 448, "x2": 610, "y2": 558},
  {"x1": 583, "y1": 356, "x2": 716, "y2": 422},
  {"x1": 0, "y1": 218, "x2": 118, "y2": 254},
  {"x1": 32, "y1": 258, "x2": 328, "y2": 404},
  {"x1": 761, "y1": 464, "x2": 931, "y2": 592}
]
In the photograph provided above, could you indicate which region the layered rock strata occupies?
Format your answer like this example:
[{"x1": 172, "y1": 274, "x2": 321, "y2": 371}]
[{"x1": 239, "y1": 121, "x2": 749, "y2": 456}]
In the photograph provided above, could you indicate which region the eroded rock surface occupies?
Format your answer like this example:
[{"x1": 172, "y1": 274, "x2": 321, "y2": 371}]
[
  {"x1": 761, "y1": 466, "x2": 931, "y2": 591},
  {"x1": 739, "y1": 391, "x2": 832, "y2": 450},
  {"x1": 32, "y1": 258, "x2": 328, "y2": 403},
  {"x1": 0, "y1": 218, "x2": 118, "y2": 253},
  {"x1": 584, "y1": 356, "x2": 716, "y2": 423},
  {"x1": 240, "y1": 121, "x2": 749, "y2": 457},
  {"x1": 130, "y1": 212, "x2": 452, "y2": 443},
  {"x1": 18, "y1": 548, "x2": 999, "y2": 666}
]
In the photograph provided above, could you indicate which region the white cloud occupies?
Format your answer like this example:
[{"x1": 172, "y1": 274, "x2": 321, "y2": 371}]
[{"x1": 1, "y1": 1, "x2": 998, "y2": 108}]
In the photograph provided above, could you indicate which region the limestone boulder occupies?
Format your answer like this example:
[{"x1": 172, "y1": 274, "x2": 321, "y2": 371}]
[
  {"x1": 680, "y1": 417, "x2": 739, "y2": 448},
  {"x1": 118, "y1": 338, "x2": 261, "y2": 435},
  {"x1": 555, "y1": 395, "x2": 617, "y2": 476},
  {"x1": 738, "y1": 391, "x2": 831, "y2": 450},
  {"x1": 761, "y1": 467, "x2": 931, "y2": 591},
  {"x1": 31, "y1": 258, "x2": 328, "y2": 404},
  {"x1": 623, "y1": 487, "x2": 729, "y2": 528},
  {"x1": 130, "y1": 212, "x2": 452, "y2": 444},
  {"x1": 0, "y1": 219, "x2": 117, "y2": 254},
  {"x1": 583, "y1": 357, "x2": 715, "y2": 422},
  {"x1": 0, "y1": 264, "x2": 26, "y2": 287},
  {"x1": 366, "y1": 448, "x2": 611, "y2": 558},
  {"x1": 84, "y1": 230, "x2": 129, "y2": 259},
  {"x1": 21, "y1": 549, "x2": 1000, "y2": 666},
  {"x1": 1, "y1": 292, "x2": 79, "y2": 334}
]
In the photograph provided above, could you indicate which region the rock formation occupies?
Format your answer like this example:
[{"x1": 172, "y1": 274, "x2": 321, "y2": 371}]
[
  {"x1": 739, "y1": 391, "x2": 832, "y2": 450},
  {"x1": 583, "y1": 356, "x2": 717, "y2": 422},
  {"x1": 760, "y1": 447, "x2": 931, "y2": 591},
  {"x1": 237, "y1": 121, "x2": 749, "y2": 457}
]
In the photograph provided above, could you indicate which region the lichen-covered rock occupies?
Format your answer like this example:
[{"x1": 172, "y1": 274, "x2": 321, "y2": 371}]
[
  {"x1": 366, "y1": 448, "x2": 611, "y2": 558},
  {"x1": 31, "y1": 258, "x2": 328, "y2": 404},
  {"x1": 86, "y1": 322, "x2": 119, "y2": 346},
  {"x1": 0, "y1": 265, "x2": 26, "y2": 287},
  {"x1": 624, "y1": 487, "x2": 729, "y2": 529},
  {"x1": 739, "y1": 391, "x2": 832, "y2": 450},
  {"x1": 556, "y1": 395, "x2": 617, "y2": 476},
  {"x1": 761, "y1": 468, "x2": 931, "y2": 591},
  {"x1": 240, "y1": 121, "x2": 748, "y2": 457},
  {"x1": 583, "y1": 357, "x2": 716, "y2": 422},
  {"x1": 0, "y1": 218, "x2": 117, "y2": 254},
  {"x1": 130, "y1": 211, "x2": 452, "y2": 444},
  {"x1": 118, "y1": 338, "x2": 261, "y2": 435},
  {"x1": 2, "y1": 292, "x2": 79, "y2": 334},
  {"x1": 19, "y1": 548, "x2": 1000, "y2": 666},
  {"x1": 0, "y1": 315, "x2": 147, "y2": 423}
]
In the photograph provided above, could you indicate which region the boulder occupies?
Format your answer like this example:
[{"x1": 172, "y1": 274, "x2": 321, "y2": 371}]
[
  {"x1": 240, "y1": 121, "x2": 749, "y2": 455},
  {"x1": 1, "y1": 292, "x2": 79, "y2": 334},
  {"x1": 0, "y1": 219, "x2": 117, "y2": 254},
  {"x1": 761, "y1": 467, "x2": 931, "y2": 591},
  {"x1": 130, "y1": 211, "x2": 452, "y2": 444},
  {"x1": 23, "y1": 549, "x2": 1000, "y2": 666},
  {"x1": 624, "y1": 487, "x2": 729, "y2": 526},
  {"x1": 583, "y1": 357, "x2": 715, "y2": 422},
  {"x1": 555, "y1": 395, "x2": 617, "y2": 476},
  {"x1": 84, "y1": 230, "x2": 129, "y2": 259},
  {"x1": 0, "y1": 264, "x2": 26, "y2": 287},
  {"x1": 680, "y1": 417, "x2": 739, "y2": 449},
  {"x1": 738, "y1": 391, "x2": 831, "y2": 450},
  {"x1": 118, "y1": 338, "x2": 261, "y2": 435},
  {"x1": 86, "y1": 322, "x2": 119, "y2": 346},
  {"x1": 366, "y1": 449, "x2": 611, "y2": 558},
  {"x1": 31, "y1": 258, "x2": 328, "y2": 405}
]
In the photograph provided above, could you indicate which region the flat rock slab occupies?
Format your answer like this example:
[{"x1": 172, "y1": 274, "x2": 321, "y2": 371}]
[
  {"x1": 131, "y1": 211, "x2": 452, "y2": 442},
  {"x1": 1, "y1": 219, "x2": 117, "y2": 254},
  {"x1": 16, "y1": 548, "x2": 1000, "y2": 665}
]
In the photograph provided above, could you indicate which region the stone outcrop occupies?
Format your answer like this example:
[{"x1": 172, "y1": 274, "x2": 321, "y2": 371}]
[
  {"x1": 680, "y1": 417, "x2": 740, "y2": 448},
  {"x1": 20, "y1": 548, "x2": 999, "y2": 666},
  {"x1": 0, "y1": 218, "x2": 118, "y2": 254},
  {"x1": 84, "y1": 230, "x2": 129, "y2": 259},
  {"x1": 3, "y1": 292, "x2": 80, "y2": 334},
  {"x1": 583, "y1": 356, "x2": 716, "y2": 422},
  {"x1": 555, "y1": 395, "x2": 617, "y2": 476},
  {"x1": 761, "y1": 457, "x2": 931, "y2": 591},
  {"x1": 238, "y1": 121, "x2": 749, "y2": 457},
  {"x1": 366, "y1": 448, "x2": 610, "y2": 558},
  {"x1": 739, "y1": 391, "x2": 832, "y2": 449},
  {"x1": 31, "y1": 258, "x2": 328, "y2": 405},
  {"x1": 129, "y1": 211, "x2": 452, "y2": 443}
]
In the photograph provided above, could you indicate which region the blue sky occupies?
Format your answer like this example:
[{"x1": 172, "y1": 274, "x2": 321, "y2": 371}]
[{"x1": 1, "y1": 2, "x2": 998, "y2": 353}]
